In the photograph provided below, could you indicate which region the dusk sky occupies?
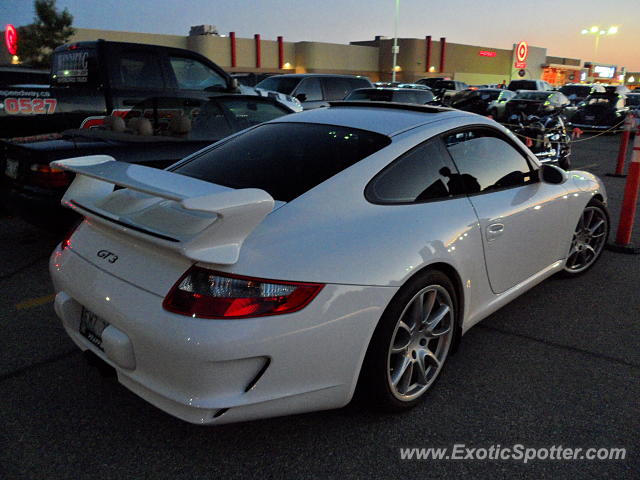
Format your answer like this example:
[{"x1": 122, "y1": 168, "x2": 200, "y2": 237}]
[{"x1": 3, "y1": 0, "x2": 639, "y2": 70}]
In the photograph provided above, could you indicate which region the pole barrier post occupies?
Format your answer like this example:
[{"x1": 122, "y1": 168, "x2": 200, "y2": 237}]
[
  {"x1": 607, "y1": 113, "x2": 634, "y2": 177},
  {"x1": 608, "y1": 124, "x2": 640, "y2": 253}
]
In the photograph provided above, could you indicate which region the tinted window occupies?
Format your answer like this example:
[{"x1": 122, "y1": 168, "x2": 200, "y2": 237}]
[
  {"x1": 514, "y1": 91, "x2": 551, "y2": 101},
  {"x1": 256, "y1": 76, "x2": 301, "y2": 95},
  {"x1": 295, "y1": 77, "x2": 323, "y2": 101},
  {"x1": 444, "y1": 130, "x2": 535, "y2": 193},
  {"x1": 51, "y1": 48, "x2": 99, "y2": 86},
  {"x1": 414, "y1": 90, "x2": 435, "y2": 103},
  {"x1": 115, "y1": 50, "x2": 164, "y2": 89},
  {"x1": 559, "y1": 85, "x2": 591, "y2": 97},
  {"x1": 219, "y1": 97, "x2": 291, "y2": 129},
  {"x1": 367, "y1": 138, "x2": 455, "y2": 203},
  {"x1": 508, "y1": 80, "x2": 537, "y2": 91},
  {"x1": 626, "y1": 95, "x2": 640, "y2": 106},
  {"x1": 173, "y1": 123, "x2": 391, "y2": 201},
  {"x1": 191, "y1": 98, "x2": 289, "y2": 141},
  {"x1": 169, "y1": 57, "x2": 227, "y2": 90},
  {"x1": 322, "y1": 78, "x2": 355, "y2": 100},
  {"x1": 346, "y1": 89, "x2": 393, "y2": 101},
  {"x1": 349, "y1": 77, "x2": 373, "y2": 90}
]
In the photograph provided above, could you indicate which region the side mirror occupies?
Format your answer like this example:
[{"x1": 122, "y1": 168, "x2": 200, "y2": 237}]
[
  {"x1": 539, "y1": 164, "x2": 568, "y2": 184},
  {"x1": 295, "y1": 93, "x2": 307, "y2": 102}
]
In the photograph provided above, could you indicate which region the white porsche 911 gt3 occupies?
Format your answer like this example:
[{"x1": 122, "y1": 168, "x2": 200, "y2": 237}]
[{"x1": 49, "y1": 102, "x2": 608, "y2": 424}]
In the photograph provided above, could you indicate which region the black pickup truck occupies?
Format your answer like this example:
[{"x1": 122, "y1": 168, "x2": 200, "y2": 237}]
[{"x1": 0, "y1": 40, "x2": 299, "y2": 139}]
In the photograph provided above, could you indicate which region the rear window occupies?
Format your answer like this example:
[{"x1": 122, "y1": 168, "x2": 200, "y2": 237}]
[
  {"x1": 508, "y1": 80, "x2": 537, "y2": 91},
  {"x1": 346, "y1": 89, "x2": 394, "y2": 101},
  {"x1": 514, "y1": 91, "x2": 551, "y2": 101},
  {"x1": 626, "y1": 95, "x2": 640, "y2": 106},
  {"x1": 256, "y1": 77, "x2": 301, "y2": 95},
  {"x1": 51, "y1": 48, "x2": 99, "y2": 85},
  {"x1": 559, "y1": 85, "x2": 591, "y2": 97},
  {"x1": 173, "y1": 122, "x2": 391, "y2": 201}
]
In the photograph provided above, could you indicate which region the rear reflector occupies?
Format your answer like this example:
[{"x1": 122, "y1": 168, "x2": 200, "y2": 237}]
[{"x1": 163, "y1": 267, "x2": 324, "y2": 319}]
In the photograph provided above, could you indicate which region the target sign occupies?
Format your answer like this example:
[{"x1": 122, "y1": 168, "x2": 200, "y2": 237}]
[
  {"x1": 5, "y1": 24, "x2": 18, "y2": 55},
  {"x1": 514, "y1": 41, "x2": 528, "y2": 68}
]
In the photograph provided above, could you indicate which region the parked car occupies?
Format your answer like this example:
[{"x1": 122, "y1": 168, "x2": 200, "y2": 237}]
[
  {"x1": 559, "y1": 84, "x2": 606, "y2": 106},
  {"x1": 507, "y1": 79, "x2": 553, "y2": 92},
  {"x1": 569, "y1": 92, "x2": 629, "y2": 131},
  {"x1": 49, "y1": 102, "x2": 608, "y2": 425},
  {"x1": 1, "y1": 95, "x2": 294, "y2": 228},
  {"x1": 231, "y1": 72, "x2": 276, "y2": 87},
  {"x1": 415, "y1": 77, "x2": 449, "y2": 88},
  {"x1": 373, "y1": 82, "x2": 432, "y2": 91},
  {"x1": 625, "y1": 93, "x2": 640, "y2": 118},
  {"x1": 344, "y1": 87, "x2": 435, "y2": 105},
  {"x1": 0, "y1": 40, "x2": 300, "y2": 139},
  {"x1": 256, "y1": 74, "x2": 372, "y2": 109},
  {"x1": 504, "y1": 90, "x2": 571, "y2": 119},
  {"x1": 430, "y1": 80, "x2": 469, "y2": 105},
  {"x1": 604, "y1": 85, "x2": 630, "y2": 95},
  {"x1": 449, "y1": 88, "x2": 515, "y2": 120}
]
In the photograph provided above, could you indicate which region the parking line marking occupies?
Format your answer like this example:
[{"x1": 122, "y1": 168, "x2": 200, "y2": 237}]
[{"x1": 15, "y1": 293, "x2": 56, "y2": 311}]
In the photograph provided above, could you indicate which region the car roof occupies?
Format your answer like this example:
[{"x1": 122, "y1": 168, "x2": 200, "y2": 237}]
[
  {"x1": 353, "y1": 87, "x2": 431, "y2": 92},
  {"x1": 269, "y1": 74, "x2": 369, "y2": 79},
  {"x1": 266, "y1": 102, "x2": 468, "y2": 136}
]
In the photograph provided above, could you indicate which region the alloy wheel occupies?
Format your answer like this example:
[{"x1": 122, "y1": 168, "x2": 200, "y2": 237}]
[
  {"x1": 387, "y1": 285, "x2": 454, "y2": 401},
  {"x1": 565, "y1": 206, "x2": 608, "y2": 273}
]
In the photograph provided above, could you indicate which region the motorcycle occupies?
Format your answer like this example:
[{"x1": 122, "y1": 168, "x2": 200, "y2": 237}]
[{"x1": 506, "y1": 110, "x2": 572, "y2": 170}]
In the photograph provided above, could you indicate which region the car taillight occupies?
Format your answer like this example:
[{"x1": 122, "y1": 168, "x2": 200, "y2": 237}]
[
  {"x1": 163, "y1": 267, "x2": 324, "y2": 319},
  {"x1": 29, "y1": 164, "x2": 72, "y2": 188}
]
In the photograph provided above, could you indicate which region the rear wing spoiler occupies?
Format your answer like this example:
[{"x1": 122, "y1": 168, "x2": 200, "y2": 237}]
[{"x1": 51, "y1": 155, "x2": 275, "y2": 265}]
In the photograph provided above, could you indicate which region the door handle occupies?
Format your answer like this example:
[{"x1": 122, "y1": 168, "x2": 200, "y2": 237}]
[{"x1": 486, "y1": 223, "x2": 504, "y2": 241}]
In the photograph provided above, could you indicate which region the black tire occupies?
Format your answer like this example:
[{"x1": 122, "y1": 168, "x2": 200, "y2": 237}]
[
  {"x1": 562, "y1": 198, "x2": 609, "y2": 276},
  {"x1": 358, "y1": 269, "x2": 458, "y2": 411}
]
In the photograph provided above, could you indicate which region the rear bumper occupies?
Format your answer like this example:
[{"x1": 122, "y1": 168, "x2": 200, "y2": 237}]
[{"x1": 50, "y1": 245, "x2": 396, "y2": 425}]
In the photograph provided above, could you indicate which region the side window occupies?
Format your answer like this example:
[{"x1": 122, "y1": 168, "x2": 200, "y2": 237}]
[
  {"x1": 444, "y1": 130, "x2": 536, "y2": 194},
  {"x1": 415, "y1": 91, "x2": 434, "y2": 104},
  {"x1": 116, "y1": 50, "x2": 164, "y2": 89},
  {"x1": 219, "y1": 98, "x2": 290, "y2": 128},
  {"x1": 366, "y1": 138, "x2": 456, "y2": 204},
  {"x1": 169, "y1": 56, "x2": 227, "y2": 91},
  {"x1": 394, "y1": 91, "x2": 419, "y2": 104},
  {"x1": 350, "y1": 77, "x2": 372, "y2": 90},
  {"x1": 295, "y1": 77, "x2": 323, "y2": 101},
  {"x1": 322, "y1": 78, "x2": 353, "y2": 100}
]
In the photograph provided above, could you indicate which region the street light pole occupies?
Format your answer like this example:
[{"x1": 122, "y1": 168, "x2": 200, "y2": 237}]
[
  {"x1": 391, "y1": 0, "x2": 400, "y2": 82},
  {"x1": 581, "y1": 26, "x2": 618, "y2": 62}
]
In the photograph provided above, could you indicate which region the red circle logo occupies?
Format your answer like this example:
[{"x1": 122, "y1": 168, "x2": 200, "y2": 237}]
[
  {"x1": 5, "y1": 24, "x2": 18, "y2": 56},
  {"x1": 516, "y1": 41, "x2": 528, "y2": 63}
]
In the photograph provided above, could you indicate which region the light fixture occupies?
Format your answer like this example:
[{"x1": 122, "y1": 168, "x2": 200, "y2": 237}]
[
  {"x1": 581, "y1": 29, "x2": 589, "y2": 35},
  {"x1": 608, "y1": 26, "x2": 618, "y2": 35},
  {"x1": 590, "y1": 26, "x2": 599, "y2": 33}
]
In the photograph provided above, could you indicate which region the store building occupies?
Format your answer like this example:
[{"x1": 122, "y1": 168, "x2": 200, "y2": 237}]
[{"x1": 0, "y1": 25, "x2": 620, "y2": 88}]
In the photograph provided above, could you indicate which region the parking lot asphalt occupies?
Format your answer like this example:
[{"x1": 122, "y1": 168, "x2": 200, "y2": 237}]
[{"x1": 1, "y1": 133, "x2": 638, "y2": 479}]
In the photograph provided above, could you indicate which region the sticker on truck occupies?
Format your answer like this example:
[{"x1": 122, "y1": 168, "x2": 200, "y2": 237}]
[{"x1": 2, "y1": 97, "x2": 57, "y2": 114}]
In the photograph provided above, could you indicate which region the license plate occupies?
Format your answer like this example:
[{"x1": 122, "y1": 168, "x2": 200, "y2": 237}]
[
  {"x1": 585, "y1": 115, "x2": 595, "y2": 121},
  {"x1": 80, "y1": 307, "x2": 109, "y2": 349},
  {"x1": 4, "y1": 159, "x2": 18, "y2": 179}
]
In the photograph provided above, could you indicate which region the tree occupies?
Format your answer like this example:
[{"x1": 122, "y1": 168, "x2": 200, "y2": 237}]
[{"x1": 18, "y1": 0, "x2": 75, "y2": 68}]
